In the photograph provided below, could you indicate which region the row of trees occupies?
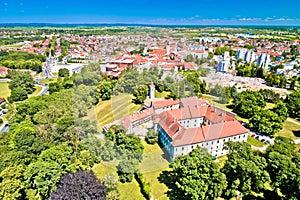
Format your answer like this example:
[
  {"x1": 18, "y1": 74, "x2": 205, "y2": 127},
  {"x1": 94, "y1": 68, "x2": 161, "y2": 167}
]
[
  {"x1": 161, "y1": 138, "x2": 300, "y2": 199},
  {"x1": 0, "y1": 51, "x2": 45, "y2": 72}
]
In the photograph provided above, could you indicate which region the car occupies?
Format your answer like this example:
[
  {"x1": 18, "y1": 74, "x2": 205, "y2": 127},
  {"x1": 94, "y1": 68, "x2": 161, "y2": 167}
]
[
  {"x1": 264, "y1": 140, "x2": 270, "y2": 144},
  {"x1": 261, "y1": 139, "x2": 265, "y2": 142},
  {"x1": 255, "y1": 136, "x2": 260, "y2": 140},
  {"x1": 251, "y1": 134, "x2": 256, "y2": 137}
]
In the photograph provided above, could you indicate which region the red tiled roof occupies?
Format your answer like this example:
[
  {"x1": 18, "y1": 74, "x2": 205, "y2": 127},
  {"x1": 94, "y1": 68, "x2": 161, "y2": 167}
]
[
  {"x1": 202, "y1": 121, "x2": 248, "y2": 141},
  {"x1": 153, "y1": 99, "x2": 180, "y2": 109},
  {"x1": 172, "y1": 121, "x2": 248, "y2": 147}
]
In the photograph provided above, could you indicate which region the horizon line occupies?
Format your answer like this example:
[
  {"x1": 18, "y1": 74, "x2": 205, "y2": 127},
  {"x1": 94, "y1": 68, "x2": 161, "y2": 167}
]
[{"x1": 1, "y1": 22, "x2": 300, "y2": 27}]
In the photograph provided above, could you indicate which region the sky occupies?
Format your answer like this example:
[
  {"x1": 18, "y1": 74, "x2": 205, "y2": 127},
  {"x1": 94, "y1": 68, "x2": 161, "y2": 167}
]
[{"x1": 1, "y1": 0, "x2": 300, "y2": 25}]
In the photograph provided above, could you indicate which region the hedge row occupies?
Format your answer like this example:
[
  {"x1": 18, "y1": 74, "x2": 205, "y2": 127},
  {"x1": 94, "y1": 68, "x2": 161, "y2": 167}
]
[{"x1": 135, "y1": 172, "x2": 151, "y2": 200}]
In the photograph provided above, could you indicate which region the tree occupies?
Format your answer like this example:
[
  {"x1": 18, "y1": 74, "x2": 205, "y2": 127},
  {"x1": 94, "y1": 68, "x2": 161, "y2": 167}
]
[
  {"x1": 0, "y1": 165, "x2": 25, "y2": 200},
  {"x1": 24, "y1": 161, "x2": 63, "y2": 199},
  {"x1": 9, "y1": 72, "x2": 35, "y2": 94},
  {"x1": 117, "y1": 159, "x2": 138, "y2": 183},
  {"x1": 101, "y1": 173, "x2": 120, "y2": 200},
  {"x1": 9, "y1": 86, "x2": 28, "y2": 102},
  {"x1": 285, "y1": 91, "x2": 300, "y2": 119},
  {"x1": 272, "y1": 100, "x2": 288, "y2": 122},
  {"x1": 97, "y1": 79, "x2": 114, "y2": 100},
  {"x1": 233, "y1": 90, "x2": 266, "y2": 119},
  {"x1": 133, "y1": 84, "x2": 148, "y2": 104},
  {"x1": 222, "y1": 142, "x2": 270, "y2": 198},
  {"x1": 247, "y1": 109, "x2": 283, "y2": 135},
  {"x1": 58, "y1": 68, "x2": 70, "y2": 78},
  {"x1": 210, "y1": 84, "x2": 228, "y2": 103},
  {"x1": 266, "y1": 152, "x2": 300, "y2": 199},
  {"x1": 145, "y1": 129, "x2": 158, "y2": 144},
  {"x1": 160, "y1": 147, "x2": 227, "y2": 200},
  {"x1": 49, "y1": 171, "x2": 107, "y2": 200},
  {"x1": 259, "y1": 89, "x2": 280, "y2": 103},
  {"x1": 48, "y1": 82, "x2": 62, "y2": 94}
]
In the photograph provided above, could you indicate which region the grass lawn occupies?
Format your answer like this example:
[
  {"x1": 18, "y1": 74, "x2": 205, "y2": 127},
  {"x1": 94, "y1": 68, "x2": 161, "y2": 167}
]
[
  {"x1": 87, "y1": 93, "x2": 142, "y2": 129},
  {"x1": 0, "y1": 82, "x2": 11, "y2": 99},
  {"x1": 139, "y1": 141, "x2": 169, "y2": 173},
  {"x1": 143, "y1": 169, "x2": 169, "y2": 200},
  {"x1": 93, "y1": 161, "x2": 145, "y2": 200},
  {"x1": 92, "y1": 161, "x2": 119, "y2": 178},
  {"x1": 39, "y1": 78, "x2": 57, "y2": 85},
  {"x1": 28, "y1": 86, "x2": 43, "y2": 97},
  {"x1": 140, "y1": 141, "x2": 169, "y2": 200},
  {"x1": 247, "y1": 135, "x2": 266, "y2": 147},
  {"x1": 118, "y1": 179, "x2": 145, "y2": 200},
  {"x1": 276, "y1": 118, "x2": 300, "y2": 140},
  {"x1": 155, "y1": 91, "x2": 170, "y2": 99}
]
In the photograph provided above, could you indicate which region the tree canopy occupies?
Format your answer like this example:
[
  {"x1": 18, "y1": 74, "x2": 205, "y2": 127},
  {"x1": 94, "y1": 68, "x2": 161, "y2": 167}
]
[
  {"x1": 49, "y1": 171, "x2": 107, "y2": 200},
  {"x1": 160, "y1": 147, "x2": 227, "y2": 200}
]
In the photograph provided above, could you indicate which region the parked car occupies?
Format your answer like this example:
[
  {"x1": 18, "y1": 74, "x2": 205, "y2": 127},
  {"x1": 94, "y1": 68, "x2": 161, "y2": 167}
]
[
  {"x1": 255, "y1": 136, "x2": 260, "y2": 140},
  {"x1": 261, "y1": 139, "x2": 265, "y2": 142},
  {"x1": 251, "y1": 134, "x2": 256, "y2": 137}
]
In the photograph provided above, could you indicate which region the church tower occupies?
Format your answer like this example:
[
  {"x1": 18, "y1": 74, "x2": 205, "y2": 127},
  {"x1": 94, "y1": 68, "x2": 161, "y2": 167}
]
[{"x1": 149, "y1": 82, "x2": 155, "y2": 99}]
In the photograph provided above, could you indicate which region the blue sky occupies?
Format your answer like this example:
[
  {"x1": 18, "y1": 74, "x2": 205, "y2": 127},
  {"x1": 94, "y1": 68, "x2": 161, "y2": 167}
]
[{"x1": 1, "y1": 0, "x2": 300, "y2": 25}]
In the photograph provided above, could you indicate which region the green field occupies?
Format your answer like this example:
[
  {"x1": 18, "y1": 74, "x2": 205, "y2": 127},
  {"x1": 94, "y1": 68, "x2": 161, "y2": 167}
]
[
  {"x1": 87, "y1": 93, "x2": 142, "y2": 128},
  {"x1": 0, "y1": 82, "x2": 11, "y2": 99},
  {"x1": 276, "y1": 118, "x2": 300, "y2": 140}
]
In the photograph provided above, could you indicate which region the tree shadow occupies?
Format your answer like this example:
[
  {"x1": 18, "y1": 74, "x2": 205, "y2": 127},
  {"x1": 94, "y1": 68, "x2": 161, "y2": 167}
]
[
  {"x1": 158, "y1": 170, "x2": 182, "y2": 200},
  {"x1": 292, "y1": 130, "x2": 300, "y2": 137},
  {"x1": 226, "y1": 104, "x2": 235, "y2": 109},
  {"x1": 242, "y1": 189, "x2": 281, "y2": 200}
]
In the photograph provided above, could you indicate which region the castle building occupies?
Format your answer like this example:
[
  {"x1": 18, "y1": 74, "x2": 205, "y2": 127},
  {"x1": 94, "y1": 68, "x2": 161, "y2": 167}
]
[{"x1": 107, "y1": 96, "x2": 248, "y2": 160}]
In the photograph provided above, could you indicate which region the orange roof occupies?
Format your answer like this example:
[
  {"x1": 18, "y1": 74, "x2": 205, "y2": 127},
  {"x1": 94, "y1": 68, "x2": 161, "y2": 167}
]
[
  {"x1": 172, "y1": 121, "x2": 248, "y2": 147},
  {"x1": 202, "y1": 121, "x2": 248, "y2": 141},
  {"x1": 153, "y1": 99, "x2": 180, "y2": 109}
]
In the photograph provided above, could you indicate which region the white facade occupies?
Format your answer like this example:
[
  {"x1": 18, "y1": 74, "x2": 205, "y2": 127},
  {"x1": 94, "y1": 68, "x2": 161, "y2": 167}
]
[
  {"x1": 154, "y1": 104, "x2": 180, "y2": 114},
  {"x1": 257, "y1": 53, "x2": 270, "y2": 69},
  {"x1": 217, "y1": 60, "x2": 230, "y2": 72},
  {"x1": 178, "y1": 117, "x2": 204, "y2": 129},
  {"x1": 237, "y1": 49, "x2": 256, "y2": 63},
  {"x1": 245, "y1": 51, "x2": 256, "y2": 63},
  {"x1": 173, "y1": 133, "x2": 248, "y2": 158}
]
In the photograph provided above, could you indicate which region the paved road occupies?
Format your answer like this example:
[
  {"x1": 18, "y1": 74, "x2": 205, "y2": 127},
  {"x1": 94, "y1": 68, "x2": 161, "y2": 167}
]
[{"x1": 0, "y1": 78, "x2": 11, "y2": 82}]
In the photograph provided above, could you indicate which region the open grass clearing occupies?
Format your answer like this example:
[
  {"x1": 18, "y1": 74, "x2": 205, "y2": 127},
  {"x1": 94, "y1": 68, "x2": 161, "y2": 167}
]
[
  {"x1": 86, "y1": 93, "x2": 142, "y2": 129},
  {"x1": 0, "y1": 82, "x2": 11, "y2": 100},
  {"x1": 28, "y1": 86, "x2": 43, "y2": 97},
  {"x1": 276, "y1": 118, "x2": 300, "y2": 140},
  {"x1": 39, "y1": 78, "x2": 57, "y2": 85}
]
